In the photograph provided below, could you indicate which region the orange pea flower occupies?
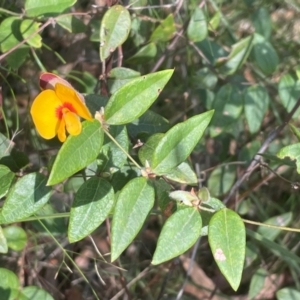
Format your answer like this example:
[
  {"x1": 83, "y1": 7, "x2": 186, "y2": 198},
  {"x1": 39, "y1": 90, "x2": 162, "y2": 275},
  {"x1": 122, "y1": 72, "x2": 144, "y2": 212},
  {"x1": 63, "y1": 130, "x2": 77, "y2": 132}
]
[{"x1": 30, "y1": 73, "x2": 93, "y2": 142}]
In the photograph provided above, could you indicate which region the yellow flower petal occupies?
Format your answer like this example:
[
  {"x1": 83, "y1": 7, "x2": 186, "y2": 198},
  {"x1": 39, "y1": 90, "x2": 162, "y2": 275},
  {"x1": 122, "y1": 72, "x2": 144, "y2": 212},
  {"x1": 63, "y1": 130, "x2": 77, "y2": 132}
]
[
  {"x1": 30, "y1": 90, "x2": 62, "y2": 139},
  {"x1": 55, "y1": 83, "x2": 93, "y2": 121},
  {"x1": 57, "y1": 118, "x2": 66, "y2": 142},
  {"x1": 64, "y1": 111, "x2": 82, "y2": 136}
]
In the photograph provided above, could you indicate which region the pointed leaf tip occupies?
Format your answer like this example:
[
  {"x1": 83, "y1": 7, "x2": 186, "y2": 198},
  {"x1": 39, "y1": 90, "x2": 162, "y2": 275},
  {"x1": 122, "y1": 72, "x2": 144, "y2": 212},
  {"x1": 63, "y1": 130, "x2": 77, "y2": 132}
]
[{"x1": 208, "y1": 208, "x2": 245, "y2": 291}]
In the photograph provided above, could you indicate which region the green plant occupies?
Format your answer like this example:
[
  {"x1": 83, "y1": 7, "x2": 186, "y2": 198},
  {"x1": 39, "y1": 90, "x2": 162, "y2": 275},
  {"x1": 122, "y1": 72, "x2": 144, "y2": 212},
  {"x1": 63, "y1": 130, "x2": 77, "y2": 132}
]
[{"x1": 1, "y1": 0, "x2": 300, "y2": 299}]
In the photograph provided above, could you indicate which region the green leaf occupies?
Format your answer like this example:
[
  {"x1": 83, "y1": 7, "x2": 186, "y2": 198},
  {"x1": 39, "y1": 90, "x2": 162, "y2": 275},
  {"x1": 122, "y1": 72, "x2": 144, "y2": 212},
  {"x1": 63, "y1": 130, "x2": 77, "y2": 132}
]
[
  {"x1": 251, "y1": 7, "x2": 272, "y2": 39},
  {"x1": 0, "y1": 17, "x2": 22, "y2": 52},
  {"x1": 0, "y1": 165, "x2": 15, "y2": 198},
  {"x1": 48, "y1": 121, "x2": 103, "y2": 185},
  {"x1": 276, "y1": 288, "x2": 300, "y2": 300},
  {"x1": 200, "y1": 197, "x2": 225, "y2": 236},
  {"x1": 20, "y1": 20, "x2": 42, "y2": 48},
  {"x1": 208, "y1": 165, "x2": 236, "y2": 197},
  {"x1": 6, "y1": 45, "x2": 30, "y2": 69},
  {"x1": 0, "y1": 134, "x2": 12, "y2": 159},
  {"x1": 193, "y1": 67, "x2": 218, "y2": 90},
  {"x1": 104, "y1": 70, "x2": 174, "y2": 125},
  {"x1": 220, "y1": 35, "x2": 253, "y2": 75},
  {"x1": 0, "y1": 17, "x2": 27, "y2": 63},
  {"x1": 278, "y1": 73, "x2": 300, "y2": 117},
  {"x1": 107, "y1": 67, "x2": 141, "y2": 94},
  {"x1": 150, "y1": 14, "x2": 176, "y2": 43},
  {"x1": 129, "y1": 0, "x2": 147, "y2": 6},
  {"x1": 99, "y1": 125, "x2": 129, "y2": 173},
  {"x1": 153, "y1": 179, "x2": 173, "y2": 212},
  {"x1": 211, "y1": 83, "x2": 243, "y2": 129},
  {"x1": 209, "y1": 11, "x2": 221, "y2": 31},
  {"x1": 198, "y1": 187, "x2": 210, "y2": 202},
  {"x1": 208, "y1": 208, "x2": 245, "y2": 291},
  {"x1": 56, "y1": 15, "x2": 87, "y2": 33},
  {"x1": 68, "y1": 177, "x2": 114, "y2": 243},
  {"x1": 151, "y1": 111, "x2": 214, "y2": 174},
  {"x1": 152, "y1": 207, "x2": 202, "y2": 265},
  {"x1": 139, "y1": 134, "x2": 197, "y2": 185},
  {"x1": 25, "y1": 0, "x2": 76, "y2": 16},
  {"x1": 127, "y1": 110, "x2": 170, "y2": 138},
  {"x1": 204, "y1": 197, "x2": 225, "y2": 210},
  {"x1": 196, "y1": 38, "x2": 228, "y2": 66},
  {"x1": 3, "y1": 225, "x2": 27, "y2": 251},
  {"x1": 111, "y1": 177, "x2": 154, "y2": 261},
  {"x1": 85, "y1": 94, "x2": 108, "y2": 116},
  {"x1": 252, "y1": 33, "x2": 279, "y2": 75},
  {"x1": 244, "y1": 85, "x2": 270, "y2": 133},
  {"x1": 0, "y1": 226, "x2": 8, "y2": 253},
  {"x1": 187, "y1": 7, "x2": 207, "y2": 42},
  {"x1": 1, "y1": 173, "x2": 52, "y2": 224},
  {"x1": 0, "y1": 268, "x2": 19, "y2": 292},
  {"x1": 100, "y1": 5, "x2": 131, "y2": 61},
  {"x1": 164, "y1": 161, "x2": 198, "y2": 185},
  {"x1": 277, "y1": 143, "x2": 300, "y2": 173},
  {"x1": 22, "y1": 286, "x2": 54, "y2": 300},
  {"x1": 248, "y1": 268, "x2": 268, "y2": 299},
  {"x1": 111, "y1": 162, "x2": 140, "y2": 192},
  {"x1": 169, "y1": 190, "x2": 199, "y2": 207},
  {"x1": 126, "y1": 43, "x2": 157, "y2": 64},
  {"x1": 7, "y1": 290, "x2": 29, "y2": 300},
  {"x1": 257, "y1": 212, "x2": 292, "y2": 241}
]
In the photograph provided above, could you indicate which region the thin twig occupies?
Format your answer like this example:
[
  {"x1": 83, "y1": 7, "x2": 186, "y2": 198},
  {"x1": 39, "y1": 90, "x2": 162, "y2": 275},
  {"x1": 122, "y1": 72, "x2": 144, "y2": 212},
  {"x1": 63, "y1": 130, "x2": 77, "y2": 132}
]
[{"x1": 224, "y1": 98, "x2": 300, "y2": 203}]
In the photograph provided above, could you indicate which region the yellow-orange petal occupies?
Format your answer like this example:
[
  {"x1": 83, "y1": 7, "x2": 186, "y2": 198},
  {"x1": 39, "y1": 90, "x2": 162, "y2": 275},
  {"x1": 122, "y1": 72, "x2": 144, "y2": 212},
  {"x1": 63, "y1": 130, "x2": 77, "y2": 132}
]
[
  {"x1": 30, "y1": 90, "x2": 62, "y2": 139},
  {"x1": 57, "y1": 118, "x2": 66, "y2": 142},
  {"x1": 55, "y1": 83, "x2": 93, "y2": 120},
  {"x1": 64, "y1": 111, "x2": 82, "y2": 136}
]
